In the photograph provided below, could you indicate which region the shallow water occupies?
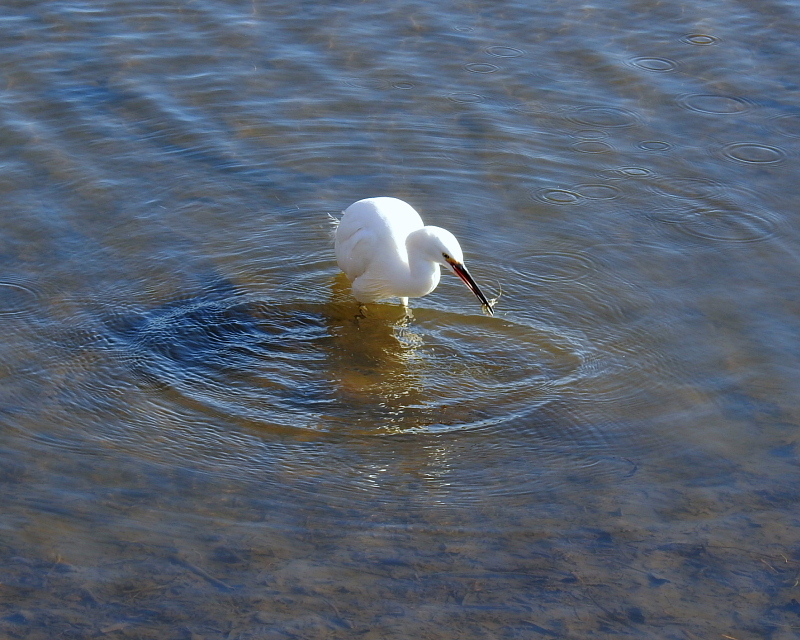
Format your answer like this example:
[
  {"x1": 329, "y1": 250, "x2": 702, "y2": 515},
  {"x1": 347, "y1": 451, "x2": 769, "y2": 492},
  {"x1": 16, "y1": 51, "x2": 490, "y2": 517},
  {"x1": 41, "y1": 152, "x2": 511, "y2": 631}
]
[{"x1": 2, "y1": 0, "x2": 800, "y2": 638}]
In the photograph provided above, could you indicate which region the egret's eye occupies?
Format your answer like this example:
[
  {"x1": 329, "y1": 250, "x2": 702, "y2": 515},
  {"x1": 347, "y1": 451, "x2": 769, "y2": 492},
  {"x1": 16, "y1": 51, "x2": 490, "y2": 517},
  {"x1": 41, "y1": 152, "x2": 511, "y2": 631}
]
[{"x1": 442, "y1": 252, "x2": 451, "y2": 260}]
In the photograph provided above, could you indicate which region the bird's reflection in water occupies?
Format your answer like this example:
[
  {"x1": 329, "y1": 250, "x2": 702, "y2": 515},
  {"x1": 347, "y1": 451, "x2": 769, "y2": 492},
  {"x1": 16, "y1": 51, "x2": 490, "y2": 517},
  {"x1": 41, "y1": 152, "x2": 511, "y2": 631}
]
[{"x1": 324, "y1": 272, "x2": 432, "y2": 433}]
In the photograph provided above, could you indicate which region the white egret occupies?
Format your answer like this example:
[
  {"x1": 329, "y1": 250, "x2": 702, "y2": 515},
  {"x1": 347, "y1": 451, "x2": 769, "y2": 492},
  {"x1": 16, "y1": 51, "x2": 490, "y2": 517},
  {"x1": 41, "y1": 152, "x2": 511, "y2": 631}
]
[{"x1": 334, "y1": 197, "x2": 494, "y2": 315}]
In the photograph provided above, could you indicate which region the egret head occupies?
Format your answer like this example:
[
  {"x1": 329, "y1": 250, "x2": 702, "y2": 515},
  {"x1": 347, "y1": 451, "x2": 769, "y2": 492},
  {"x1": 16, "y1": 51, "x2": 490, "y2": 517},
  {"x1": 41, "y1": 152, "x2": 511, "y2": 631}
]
[
  {"x1": 418, "y1": 226, "x2": 462, "y2": 265},
  {"x1": 420, "y1": 226, "x2": 494, "y2": 315}
]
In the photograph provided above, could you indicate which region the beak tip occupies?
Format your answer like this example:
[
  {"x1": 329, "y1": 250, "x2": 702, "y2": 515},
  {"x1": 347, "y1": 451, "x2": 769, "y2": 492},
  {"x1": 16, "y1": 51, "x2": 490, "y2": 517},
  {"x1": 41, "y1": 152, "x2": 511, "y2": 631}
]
[{"x1": 450, "y1": 261, "x2": 495, "y2": 316}]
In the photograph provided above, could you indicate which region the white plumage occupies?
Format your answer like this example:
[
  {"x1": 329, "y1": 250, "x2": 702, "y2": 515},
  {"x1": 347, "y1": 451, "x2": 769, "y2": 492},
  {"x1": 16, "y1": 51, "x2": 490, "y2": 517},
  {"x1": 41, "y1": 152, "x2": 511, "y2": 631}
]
[{"x1": 334, "y1": 197, "x2": 493, "y2": 314}]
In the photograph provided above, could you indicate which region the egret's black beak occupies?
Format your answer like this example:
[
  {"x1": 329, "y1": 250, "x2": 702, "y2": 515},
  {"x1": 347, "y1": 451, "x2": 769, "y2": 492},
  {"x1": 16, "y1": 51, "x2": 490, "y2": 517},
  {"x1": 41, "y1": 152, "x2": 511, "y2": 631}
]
[{"x1": 448, "y1": 260, "x2": 494, "y2": 316}]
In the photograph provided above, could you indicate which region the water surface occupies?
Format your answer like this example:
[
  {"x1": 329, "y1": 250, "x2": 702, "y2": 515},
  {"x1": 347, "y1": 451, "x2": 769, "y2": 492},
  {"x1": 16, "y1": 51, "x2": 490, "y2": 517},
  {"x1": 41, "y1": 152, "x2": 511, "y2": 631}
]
[{"x1": 2, "y1": 0, "x2": 800, "y2": 638}]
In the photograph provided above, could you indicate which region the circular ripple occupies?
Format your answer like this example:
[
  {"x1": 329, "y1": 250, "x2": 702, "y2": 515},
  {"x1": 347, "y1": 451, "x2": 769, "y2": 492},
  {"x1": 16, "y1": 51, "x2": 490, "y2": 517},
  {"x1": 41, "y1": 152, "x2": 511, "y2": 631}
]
[
  {"x1": 650, "y1": 176, "x2": 725, "y2": 199},
  {"x1": 771, "y1": 114, "x2": 800, "y2": 138},
  {"x1": 0, "y1": 282, "x2": 39, "y2": 316},
  {"x1": 572, "y1": 140, "x2": 614, "y2": 154},
  {"x1": 596, "y1": 166, "x2": 654, "y2": 180},
  {"x1": 681, "y1": 33, "x2": 719, "y2": 45},
  {"x1": 571, "y1": 129, "x2": 609, "y2": 139},
  {"x1": 511, "y1": 251, "x2": 599, "y2": 283},
  {"x1": 574, "y1": 184, "x2": 622, "y2": 200},
  {"x1": 720, "y1": 142, "x2": 786, "y2": 164},
  {"x1": 679, "y1": 210, "x2": 777, "y2": 243},
  {"x1": 533, "y1": 188, "x2": 583, "y2": 205},
  {"x1": 109, "y1": 296, "x2": 588, "y2": 436},
  {"x1": 509, "y1": 101, "x2": 545, "y2": 114},
  {"x1": 639, "y1": 140, "x2": 672, "y2": 151},
  {"x1": 567, "y1": 106, "x2": 640, "y2": 128},
  {"x1": 392, "y1": 81, "x2": 415, "y2": 90},
  {"x1": 677, "y1": 94, "x2": 752, "y2": 114},
  {"x1": 396, "y1": 315, "x2": 584, "y2": 434},
  {"x1": 113, "y1": 299, "x2": 335, "y2": 429},
  {"x1": 447, "y1": 92, "x2": 485, "y2": 103},
  {"x1": 629, "y1": 57, "x2": 678, "y2": 72},
  {"x1": 345, "y1": 77, "x2": 390, "y2": 90},
  {"x1": 652, "y1": 206, "x2": 777, "y2": 243},
  {"x1": 465, "y1": 63, "x2": 499, "y2": 73},
  {"x1": 573, "y1": 331, "x2": 677, "y2": 412},
  {"x1": 485, "y1": 46, "x2": 525, "y2": 57}
]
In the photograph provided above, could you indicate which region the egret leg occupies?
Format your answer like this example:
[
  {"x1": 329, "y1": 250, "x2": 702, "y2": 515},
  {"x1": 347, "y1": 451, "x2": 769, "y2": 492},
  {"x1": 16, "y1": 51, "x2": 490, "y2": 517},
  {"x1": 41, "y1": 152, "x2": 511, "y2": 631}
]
[{"x1": 399, "y1": 297, "x2": 414, "y2": 320}]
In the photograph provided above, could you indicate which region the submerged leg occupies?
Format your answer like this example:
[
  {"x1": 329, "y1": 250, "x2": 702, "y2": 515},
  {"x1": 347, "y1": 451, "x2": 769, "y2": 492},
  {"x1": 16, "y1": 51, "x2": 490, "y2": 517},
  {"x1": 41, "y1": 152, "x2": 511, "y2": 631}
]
[{"x1": 399, "y1": 297, "x2": 414, "y2": 320}]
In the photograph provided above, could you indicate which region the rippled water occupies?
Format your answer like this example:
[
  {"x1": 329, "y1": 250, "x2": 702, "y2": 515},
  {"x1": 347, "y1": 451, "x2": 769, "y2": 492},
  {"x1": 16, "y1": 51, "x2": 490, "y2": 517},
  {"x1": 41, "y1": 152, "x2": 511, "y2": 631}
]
[{"x1": 2, "y1": 0, "x2": 800, "y2": 637}]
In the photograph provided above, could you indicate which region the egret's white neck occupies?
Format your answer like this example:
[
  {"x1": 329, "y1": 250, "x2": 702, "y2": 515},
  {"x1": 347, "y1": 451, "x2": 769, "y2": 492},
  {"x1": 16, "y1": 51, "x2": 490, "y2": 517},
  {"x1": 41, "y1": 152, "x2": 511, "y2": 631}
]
[{"x1": 403, "y1": 227, "x2": 442, "y2": 298}]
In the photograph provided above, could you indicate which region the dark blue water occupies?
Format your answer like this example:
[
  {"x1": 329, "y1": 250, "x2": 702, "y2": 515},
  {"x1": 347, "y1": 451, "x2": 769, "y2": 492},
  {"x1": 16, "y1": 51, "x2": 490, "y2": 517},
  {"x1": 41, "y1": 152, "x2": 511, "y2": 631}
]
[{"x1": 1, "y1": 0, "x2": 799, "y2": 637}]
